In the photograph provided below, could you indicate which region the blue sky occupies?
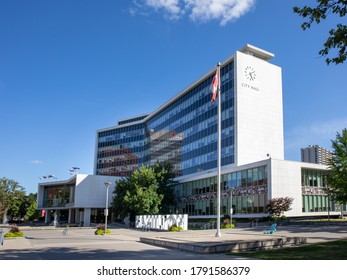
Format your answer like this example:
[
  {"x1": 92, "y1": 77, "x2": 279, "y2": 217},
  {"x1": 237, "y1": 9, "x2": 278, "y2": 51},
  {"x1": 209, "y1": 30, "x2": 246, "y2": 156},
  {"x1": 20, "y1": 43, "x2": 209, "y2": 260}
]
[{"x1": 0, "y1": 0, "x2": 346, "y2": 194}]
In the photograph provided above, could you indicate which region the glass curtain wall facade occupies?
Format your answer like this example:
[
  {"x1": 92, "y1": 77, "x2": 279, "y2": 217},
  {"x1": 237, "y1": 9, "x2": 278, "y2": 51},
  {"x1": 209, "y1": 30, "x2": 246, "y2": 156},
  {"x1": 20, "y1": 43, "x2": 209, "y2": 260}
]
[
  {"x1": 95, "y1": 61, "x2": 235, "y2": 177},
  {"x1": 43, "y1": 184, "x2": 74, "y2": 208},
  {"x1": 175, "y1": 165, "x2": 268, "y2": 216},
  {"x1": 301, "y1": 169, "x2": 335, "y2": 213},
  {"x1": 144, "y1": 62, "x2": 235, "y2": 176},
  {"x1": 96, "y1": 124, "x2": 145, "y2": 176}
]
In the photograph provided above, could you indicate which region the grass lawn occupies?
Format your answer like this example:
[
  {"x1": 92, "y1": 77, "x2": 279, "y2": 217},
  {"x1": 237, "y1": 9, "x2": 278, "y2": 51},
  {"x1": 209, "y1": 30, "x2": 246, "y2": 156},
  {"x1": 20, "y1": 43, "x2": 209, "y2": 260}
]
[{"x1": 233, "y1": 238, "x2": 347, "y2": 260}]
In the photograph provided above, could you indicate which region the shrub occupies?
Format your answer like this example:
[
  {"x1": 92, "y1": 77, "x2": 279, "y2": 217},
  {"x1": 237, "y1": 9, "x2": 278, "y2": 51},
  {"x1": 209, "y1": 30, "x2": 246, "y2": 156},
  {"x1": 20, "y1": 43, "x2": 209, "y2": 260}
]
[
  {"x1": 96, "y1": 223, "x2": 105, "y2": 231},
  {"x1": 5, "y1": 231, "x2": 25, "y2": 238},
  {"x1": 94, "y1": 223, "x2": 112, "y2": 235},
  {"x1": 4, "y1": 224, "x2": 25, "y2": 238},
  {"x1": 222, "y1": 216, "x2": 235, "y2": 229},
  {"x1": 223, "y1": 214, "x2": 230, "y2": 220},
  {"x1": 221, "y1": 223, "x2": 235, "y2": 229},
  {"x1": 168, "y1": 224, "x2": 183, "y2": 231},
  {"x1": 271, "y1": 215, "x2": 288, "y2": 221},
  {"x1": 267, "y1": 197, "x2": 294, "y2": 217},
  {"x1": 95, "y1": 229, "x2": 112, "y2": 235},
  {"x1": 9, "y1": 224, "x2": 20, "y2": 233}
]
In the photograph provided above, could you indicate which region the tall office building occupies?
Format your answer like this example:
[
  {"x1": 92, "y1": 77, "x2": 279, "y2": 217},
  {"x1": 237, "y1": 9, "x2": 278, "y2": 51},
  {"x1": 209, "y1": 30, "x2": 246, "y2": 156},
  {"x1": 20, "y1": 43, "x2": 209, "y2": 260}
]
[
  {"x1": 93, "y1": 44, "x2": 287, "y2": 217},
  {"x1": 92, "y1": 44, "x2": 338, "y2": 219},
  {"x1": 301, "y1": 145, "x2": 333, "y2": 165},
  {"x1": 94, "y1": 44, "x2": 284, "y2": 177}
]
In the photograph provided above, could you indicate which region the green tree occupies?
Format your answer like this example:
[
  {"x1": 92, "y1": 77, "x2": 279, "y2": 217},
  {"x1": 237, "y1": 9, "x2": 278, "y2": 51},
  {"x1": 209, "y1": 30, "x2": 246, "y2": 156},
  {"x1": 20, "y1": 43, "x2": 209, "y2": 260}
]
[
  {"x1": 26, "y1": 201, "x2": 40, "y2": 222},
  {"x1": 14, "y1": 193, "x2": 38, "y2": 221},
  {"x1": 0, "y1": 177, "x2": 26, "y2": 223},
  {"x1": 328, "y1": 128, "x2": 347, "y2": 203},
  {"x1": 25, "y1": 194, "x2": 40, "y2": 222},
  {"x1": 111, "y1": 178, "x2": 131, "y2": 221},
  {"x1": 153, "y1": 161, "x2": 178, "y2": 214},
  {"x1": 266, "y1": 197, "x2": 294, "y2": 218},
  {"x1": 293, "y1": 1, "x2": 347, "y2": 65},
  {"x1": 112, "y1": 165, "x2": 163, "y2": 222}
]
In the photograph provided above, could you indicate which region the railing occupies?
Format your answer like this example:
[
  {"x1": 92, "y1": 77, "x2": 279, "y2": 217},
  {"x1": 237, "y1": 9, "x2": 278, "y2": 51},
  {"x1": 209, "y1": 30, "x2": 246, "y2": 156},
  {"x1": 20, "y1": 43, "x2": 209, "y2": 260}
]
[
  {"x1": 250, "y1": 219, "x2": 259, "y2": 227},
  {"x1": 62, "y1": 225, "x2": 69, "y2": 236},
  {"x1": 200, "y1": 221, "x2": 216, "y2": 230},
  {"x1": 42, "y1": 199, "x2": 72, "y2": 208}
]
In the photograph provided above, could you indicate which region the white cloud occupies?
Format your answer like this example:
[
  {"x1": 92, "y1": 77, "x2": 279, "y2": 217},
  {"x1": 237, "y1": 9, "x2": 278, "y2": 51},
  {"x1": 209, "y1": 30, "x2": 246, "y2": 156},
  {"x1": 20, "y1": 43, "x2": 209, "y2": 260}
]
[
  {"x1": 185, "y1": 0, "x2": 255, "y2": 25},
  {"x1": 144, "y1": 0, "x2": 183, "y2": 20},
  {"x1": 133, "y1": 0, "x2": 256, "y2": 25},
  {"x1": 30, "y1": 160, "x2": 43, "y2": 165}
]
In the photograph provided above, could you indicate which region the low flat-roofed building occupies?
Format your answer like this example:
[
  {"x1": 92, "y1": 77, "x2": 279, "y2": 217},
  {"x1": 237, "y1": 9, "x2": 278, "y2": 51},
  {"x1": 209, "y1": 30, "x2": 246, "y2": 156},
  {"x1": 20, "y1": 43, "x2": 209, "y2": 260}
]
[{"x1": 37, "y1": 174, "x2": 121, "y2": 227}]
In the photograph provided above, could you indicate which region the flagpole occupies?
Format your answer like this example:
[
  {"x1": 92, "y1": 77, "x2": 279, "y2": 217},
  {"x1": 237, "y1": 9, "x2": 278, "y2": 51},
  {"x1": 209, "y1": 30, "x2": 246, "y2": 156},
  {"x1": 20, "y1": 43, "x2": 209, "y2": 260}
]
[{"x1": 215, "y1": 62, "x2": 221, "y2": 237}]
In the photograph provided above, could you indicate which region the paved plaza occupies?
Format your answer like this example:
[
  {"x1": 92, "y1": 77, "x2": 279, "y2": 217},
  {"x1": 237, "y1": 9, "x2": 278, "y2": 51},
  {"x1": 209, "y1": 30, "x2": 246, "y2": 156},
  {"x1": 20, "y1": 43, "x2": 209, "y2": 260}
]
[{"x1": 1, "y1": 223, "x2": 347, "y2": 260}]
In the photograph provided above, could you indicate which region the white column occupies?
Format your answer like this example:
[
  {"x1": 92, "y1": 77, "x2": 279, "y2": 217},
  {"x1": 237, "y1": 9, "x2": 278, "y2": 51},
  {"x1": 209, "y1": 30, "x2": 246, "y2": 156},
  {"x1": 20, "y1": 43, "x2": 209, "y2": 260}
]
[
  {"x1": 83, "y1": 208, "x2": 91, "y2": 227},
  {"x1": 44, "y1": 210, "x2": 50, "y2": 224},
  {"x1": 53, "y1": 210, "x2": 60, "y2": 227},
  {"x1": 68, "y1": 209, "x2": 72, "y2": 223},
  {"x1": 79, "y1": 210, "x2": 83, "y2": 226}
]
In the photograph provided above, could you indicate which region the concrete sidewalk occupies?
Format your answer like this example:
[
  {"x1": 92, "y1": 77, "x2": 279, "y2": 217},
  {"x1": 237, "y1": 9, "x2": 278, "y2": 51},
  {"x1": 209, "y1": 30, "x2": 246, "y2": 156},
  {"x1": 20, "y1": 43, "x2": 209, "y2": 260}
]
[{"x1": 0, "y1": 223, "x2": 346, "y2": 260}]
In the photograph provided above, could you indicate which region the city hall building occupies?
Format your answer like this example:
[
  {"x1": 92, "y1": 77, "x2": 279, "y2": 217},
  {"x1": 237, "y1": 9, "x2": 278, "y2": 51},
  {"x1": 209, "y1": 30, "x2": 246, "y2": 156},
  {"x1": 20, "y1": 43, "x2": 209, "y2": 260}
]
[
  {"x1": 94, "y1": 44, "x2": 344, "y2": 220},
  {"x1": 37, "y1": 44, "x2": 344, "y2": 226}
]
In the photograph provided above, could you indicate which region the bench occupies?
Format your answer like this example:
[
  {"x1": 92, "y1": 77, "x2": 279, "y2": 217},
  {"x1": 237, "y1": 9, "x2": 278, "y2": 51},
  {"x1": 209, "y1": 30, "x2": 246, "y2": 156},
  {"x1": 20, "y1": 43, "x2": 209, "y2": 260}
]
[{"x1": 263, "y1": 223, "x2": 277, "y2": 234}]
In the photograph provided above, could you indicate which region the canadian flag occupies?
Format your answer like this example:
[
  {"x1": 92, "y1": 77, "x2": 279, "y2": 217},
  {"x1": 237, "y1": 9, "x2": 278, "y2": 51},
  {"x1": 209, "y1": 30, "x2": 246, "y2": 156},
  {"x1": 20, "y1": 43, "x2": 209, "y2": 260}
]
[{"x1": 210, "y1": 67, "x2": 219, "y2": 103}]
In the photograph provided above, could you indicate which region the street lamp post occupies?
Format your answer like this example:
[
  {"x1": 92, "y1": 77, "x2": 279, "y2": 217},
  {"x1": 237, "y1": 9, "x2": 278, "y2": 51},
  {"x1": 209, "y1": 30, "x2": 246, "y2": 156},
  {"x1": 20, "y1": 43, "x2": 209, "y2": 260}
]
[
  {"x1": 230, "y1": 189, "x2": 233, "y2": 227},
  {"x1": 104, "y1": 182, "x2": 111, "y2": 234}
]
